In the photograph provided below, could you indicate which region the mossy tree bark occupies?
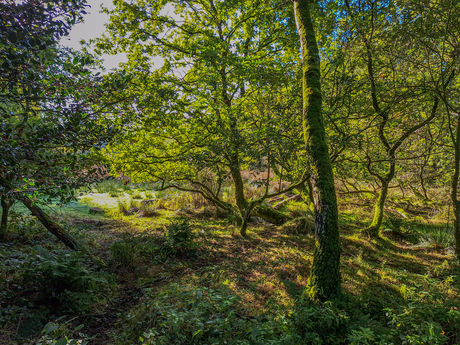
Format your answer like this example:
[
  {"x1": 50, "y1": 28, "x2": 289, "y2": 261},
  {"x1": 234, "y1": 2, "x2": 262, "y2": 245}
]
[
  {"x1": 365, "y1": 96, "x2": 439, "y2": 236},
  {"x1": 447, "y1": 100, "x2": 460, "y2": 259},
  {"x1": 20, "y1": 197, "x2": 80, "y2": 250},
  {"x1": 293, "y1": 0, "x2": 342, "y2": 300},
  {"x1": 0, "y1": 176, "x2": 79, "y2": 249},
  {"x1": 451, "y1": 128, "x2": 460, "y2": 258},
  {"x1": 0, "y1": 195, "x2": 13, "y2": 241}
]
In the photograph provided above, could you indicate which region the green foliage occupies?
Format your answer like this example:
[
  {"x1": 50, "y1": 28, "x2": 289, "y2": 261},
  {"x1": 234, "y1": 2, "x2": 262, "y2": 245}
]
[
  {"x1": 281, "y1": 277, "x2": 460, "y2": 345},
  {"x1": 384, "y1": 302, "x2": 452, "y2": 345},
  {"x1": 138, "y1": 202, "x2": 159, "y2": 217},
  {"x1": 36, "y1": 317, "x2": 92, "y2": 345},
  {"x1": 21, "y1": 246, "x2": 113, "y2": 313},
  {"x1": 418, "y1": 227, "x2": 454, "y2": 249},
  {"x1": 109, "y1": 220, "x2": 198, "y2": 268},
  {"x1": 134, "y1": 283, "x2": 280, "y2": 345},
  {"x1": 117, "y1": 198, "x2": 140, "y2": 216},
  {"x1": 96, "y1": 0, "x2": 305, "y2": 230},
  {"x1": 109, "y1": 235, "x2": 139, "y2": 269},
  {"x1": 285, "y1": 297, "x2": 348, "y2": 344},
  {"x1": 162, "y1": 219, "x2": 198, "y2": 259}
]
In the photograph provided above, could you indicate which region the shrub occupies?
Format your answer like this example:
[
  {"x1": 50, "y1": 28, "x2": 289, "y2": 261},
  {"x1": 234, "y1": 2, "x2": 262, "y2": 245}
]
[
  {"x1": 160, "y1": 219, "x2": 198, "y2": 259},
  {"x1": 133, "y1": 284, "x2": 280, "y2": 345},
  {"x1": 109, "y1": 237, "x2": 138, "y2": 269},
  {"x1": 384, "y1": 303, "x2": 450, "y2": 345},
  {"x1": 418, "y1": 227, "x2": 454, "y2": 249},
  {"x1": 284, "y1": 297, "x2": 349, "y2": 345},
  {"x1": 138, "y1": 202, "x2": 159, "y2": 217},
  {"x1": 108, "y1": 225, "x2": 199, "y2": 269},
  {"x1": 22, "y1": 246, "x2": 113, "y2": 313},
  {"x1": 117, "y1": 198, "x2": 140, "y2": 216},
  {"x1": 36, "y1": 317, "x2": 92, "y2": 345}
]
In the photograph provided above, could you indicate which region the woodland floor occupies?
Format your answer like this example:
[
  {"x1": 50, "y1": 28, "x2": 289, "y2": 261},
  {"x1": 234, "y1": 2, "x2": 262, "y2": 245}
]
[{"x1": 1, "y1": 181, "x2": 459, "y2": 344}]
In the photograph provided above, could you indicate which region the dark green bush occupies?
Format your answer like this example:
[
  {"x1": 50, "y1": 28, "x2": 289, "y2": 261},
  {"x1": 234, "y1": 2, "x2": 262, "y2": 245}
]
[
  {"x1": 161, "y1": 219, "x2": 198, "y2": 259},
  {"x1": 22, "y1": 246, "x2": 113, "y2": 313},
  {"x1": 133, "y1": 283, "x2": 281, "y2": 345},
  {"x1": 109, "y1": 221, "x2": 200, "y2": 268},
  {"x1": 109, "y1": 233, "x2": 139, "y2": 268},
  {"x1": 285, "y1": 297, "x2": 349, "y2": 345}
]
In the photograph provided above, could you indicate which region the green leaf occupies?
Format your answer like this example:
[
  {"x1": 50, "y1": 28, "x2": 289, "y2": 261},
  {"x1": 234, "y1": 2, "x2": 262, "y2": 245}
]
[{"x1": 55, "y1": 338, "x2": 68, "y2": 345}]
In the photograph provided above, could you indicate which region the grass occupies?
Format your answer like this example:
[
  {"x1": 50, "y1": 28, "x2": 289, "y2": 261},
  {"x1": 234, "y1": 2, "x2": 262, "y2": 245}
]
[{"x1": 1, "y1": 180, "x2": 459, "y2": 344}]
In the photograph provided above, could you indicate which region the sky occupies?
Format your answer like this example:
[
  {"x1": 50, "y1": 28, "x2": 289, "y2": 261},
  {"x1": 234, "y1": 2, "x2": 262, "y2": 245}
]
[
  {"x1": 60, "y1": 1, "x2": 180, "y2": 73},
  {"x1": 60, "y1": 0, "x2": 127, "y2": 71}
]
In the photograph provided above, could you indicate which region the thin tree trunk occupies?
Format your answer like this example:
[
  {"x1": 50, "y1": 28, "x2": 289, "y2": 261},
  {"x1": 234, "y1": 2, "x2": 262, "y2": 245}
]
[
  {"x1": 294, "y1": 0, "x2": 342, "y2": 300},
  {"x1": 451, "y1": 116, "x2": 460, "y2": 258},
  {"x1": 419, "y1": 161, "x2": 429, "y2": 200},
  {"x1": 296, "y1": 180, "x2": 315, "y2": 211},
  {"x1": 367, "y1": 180, "x2": 390, "y2": 236},
  {"x1": 366, "y1": 97, "x2": 438, "y2": 236},
  {"x1": 0, "y1": 196, "x2": 11, "y2": 241},
  {"x1": 229, "y1": 154, "x2": 248, "y2": 213},
  {"x1": 20, "y1": 197, "x2": 80, "y2": 250}
]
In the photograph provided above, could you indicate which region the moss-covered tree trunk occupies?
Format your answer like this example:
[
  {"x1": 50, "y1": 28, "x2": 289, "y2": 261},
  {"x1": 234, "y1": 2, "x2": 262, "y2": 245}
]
[
  {"x1": 367, "y1": 173, "x2": 392, "y2": 237},
  {"x1": 229, "y1": 154, "x2": 248, "y2": 215},
  {"x1": 293, "y1": 0, "x2": 342, "y2": 300},
  {"x1": 20, "y1": 197, "x2": 80, "y2": 250},
  {"x1": 253, "y1": 204, "x2": 291, "y2": 225},
  {"x1": 296, "y1": 179, "x2": 315, "y2": 211},
  {"x1": 0, "y1": 195, "x2": 12, "y2": 241},
  {"x1": 366, "y1": 97, "x2": 438, "y2": 236},
  {"x1": 451, "y1": 115, "x2": 460, "y2": 259}
]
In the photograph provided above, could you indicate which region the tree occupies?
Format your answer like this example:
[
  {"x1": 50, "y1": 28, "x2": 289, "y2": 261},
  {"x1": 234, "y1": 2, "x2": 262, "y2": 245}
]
[
  {"x1": 410, "y1": 0, "x2": 460, "y2": 257},
  {"x1": 321, "y1": 0, "x2": 442, "y2": 236},
  {"x1": 0, "y1": 0, "x2": 123, "y2": 248},
  {"x1": 293, "y1": 0, "x2": 341, "y2": 300},
  {"x1": 96, "y1": 0, "x2": 309, "y2": 235}
]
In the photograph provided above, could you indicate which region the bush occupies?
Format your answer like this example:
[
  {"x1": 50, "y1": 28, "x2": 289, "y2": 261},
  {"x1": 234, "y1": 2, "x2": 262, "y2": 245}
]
[
  {"x1": 161, "y1": 219, "x2": 198, "y2": 259},
  {"x1": 384, "y1": 298, "x2": 458, "y2": 345},
  {"x1": 36, "y1": 317, "x2": 92, "y2": 345},
  {"x1": 109, "y1": 232, "x2": 160, "y2": 268},
  {"x1": 109, "y1": 222, "x2": 199, "y2": 268},
  {"x1": 117, "y1": 198, "x2": 140, "y2": 216},
  {"x1": 138, "y1": 202, "x2": 159, "y2": 217},
  {"x1": 284, "y1": 297, "x2": 349, "y2": 345},
  {"x1": 109, "y1": 236, "x2": 138, "y2": 269},
  {"x1": 418, "y1": 227, "x2": 454, "y2": 249},
  {"x1": 22, "y1": 246, "x2": 113, "y2": 313},
  {"x1": 132, "y1": 284, "x2": 280, "y2": 345}
]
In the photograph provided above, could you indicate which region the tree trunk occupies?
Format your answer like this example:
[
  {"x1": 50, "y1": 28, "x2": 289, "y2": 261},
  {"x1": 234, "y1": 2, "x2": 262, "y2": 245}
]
[
  {"x1": 296, "y1": 180, "x2": 315, "y2": 211},
  {"x1": 294, "y1": 0, "x2": 342, "y2": 301},
  {"x1": 229, "y1": 154, "x2": 248, "y2": 215},
  {"x1": 20, "y1": 197, "x2": 80, "y2": 250},
  {"x1": 419, "y1": 162, "x2": 430, "y2": 200},
  {"x1": 451, "y1": 115, "x2": 460, "y2": 259},
  {"x1": 367, "y1": 180, "x2": 389, "y2": 236},
  {"x1": 0, "y1": 196, "x2": 11, "y2": 241},
  {"x1": 253, "y1": 204, "x2": 291, "y2": 225},
  {"x1": 453, "y1": 202, "x2": 460, "y2": 259}
]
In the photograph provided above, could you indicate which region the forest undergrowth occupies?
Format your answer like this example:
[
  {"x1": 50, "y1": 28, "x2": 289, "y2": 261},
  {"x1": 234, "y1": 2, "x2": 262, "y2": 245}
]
[{"x1": 1, "y1": 180, "x2": 459, "y2": 345}]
